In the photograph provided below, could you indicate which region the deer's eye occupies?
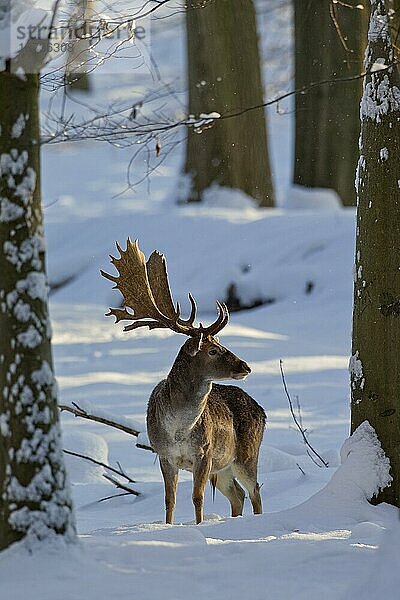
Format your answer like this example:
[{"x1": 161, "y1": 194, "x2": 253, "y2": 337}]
[{"x1": 208, "y1": 348, "x2": 218, "y2": 356}]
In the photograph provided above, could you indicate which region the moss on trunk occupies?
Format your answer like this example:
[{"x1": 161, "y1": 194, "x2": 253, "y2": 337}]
[{"x1": 351, "y1": 0, "x2": 400, "y2": 507}]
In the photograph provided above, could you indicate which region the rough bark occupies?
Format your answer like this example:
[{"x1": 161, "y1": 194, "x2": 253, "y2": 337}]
[
  {"x1": 0, "y1": 69, "x2": 75, "y2": 550},
  {"x1": 183, "y1": 0, "x2": 275, "y2": 207},
  {"x1": 294, "y1": 0, "x2": 368, "y2": 206},
  {"x1": 351, "y1": 0, "x2": 400, "y2": 506},
  {"x1": 389, "y1": 0, "x2": 400, "y2": 56}
]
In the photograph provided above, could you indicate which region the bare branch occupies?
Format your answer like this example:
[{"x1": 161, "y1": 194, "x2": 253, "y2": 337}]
[
  {"x1": 136, "y1": 441, "x2": 155, "y2": 452},
  {"x1": 42, "y1": 59, "x2": 399, "y2": 149},
  {"x1": 97, "y1": 492, "x2": 132, "y2": 503},
  {"x1": 59, "y1": 401, "x2": 140, "y2": 436},
  {"x1": 279, "y1": 360, "x2": 329, "y2": 468},
  {"x1": 329, "y1": 0, "x2": 352, "y2": 52},
  {"x1": 59, "y1": 401, "x2": 155, "y2": 452},
  {"x1": 63, "y1": 448, "x2": 137, "y2": 483},
  {"x1": 332, "y1": 1, "x2": 365, "y2": 8},
  {"x1": 103, "y1": 473, "x2": 141, "y2": 496}
]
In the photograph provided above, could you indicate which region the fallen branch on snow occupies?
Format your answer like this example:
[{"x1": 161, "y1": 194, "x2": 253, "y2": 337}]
[
  {"x1": 63, "y1": 449, "x2": 137, "y2": 484},
  {"x1": 59, "y1": 401, "x2": 140, "y2": 436},
  {"x1": 63, "y1": 448, "x2": 141, "y2": 498},
  {"x1": 103, "y1": 473, "x2": 140, "y2": 496},
  {"x1": 59, "y1": 401, "x2": 154, "y2": 453}
]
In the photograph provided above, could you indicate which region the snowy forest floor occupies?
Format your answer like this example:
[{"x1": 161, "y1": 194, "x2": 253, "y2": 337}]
[
  {"x1": 2, "y1": 206, "x2": 400, "y2": 599},
  {"x1": 2, "y1": 2, "x2": 400, "y2": 598}
]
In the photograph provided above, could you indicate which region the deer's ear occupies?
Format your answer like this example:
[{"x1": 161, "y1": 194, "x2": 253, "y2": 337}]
[{"x1": 185, "y1": 335, "x2": 203, "y2": 356}]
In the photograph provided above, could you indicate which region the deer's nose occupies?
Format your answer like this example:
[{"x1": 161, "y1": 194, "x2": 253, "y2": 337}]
[{"x1": 239, "y1": 361, "x2": 251, "y2": 374}]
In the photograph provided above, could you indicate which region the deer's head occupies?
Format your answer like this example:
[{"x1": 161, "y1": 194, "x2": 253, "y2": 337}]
[
  {"x1": 183, "y1": 335, "x2": 251, "y2": 381},
  {"x1": 101, "y1": 238, "x2": 251, "y2": 382}
]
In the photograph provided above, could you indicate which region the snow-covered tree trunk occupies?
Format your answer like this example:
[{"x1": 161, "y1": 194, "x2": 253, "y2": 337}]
[
  {"x1": 351, "y1": 0, "x2": 400, "y2": 507},
  {"x1": 183, "y1": 0, "x2": 275, "y2": 207},
  {"x1": 0, "y1": 69, "x2": 75, "y2": 549}
]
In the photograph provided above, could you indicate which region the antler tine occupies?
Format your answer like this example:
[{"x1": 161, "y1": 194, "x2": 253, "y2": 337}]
[
  {"x1": 102, "y1": 240, "x2": 199, "y2": 337},
  {"x1": 201, "y1": 301, "x2": 229, "y2": 337},
  {"x1": 124, "y1": 320, "x2": 168, "y2": 332},
  {"x1": 178, "y1": 293, "x2": 197, "y2": 326},
  {"x1": 100, "y1": 269, "x2": 118, "y2": 285},
  {"x1": 102, "y1": 239, "x2": 168, "y2": 323},
  {"x1": 146, "y1": 250, "x2": 179, "y2": 320}
]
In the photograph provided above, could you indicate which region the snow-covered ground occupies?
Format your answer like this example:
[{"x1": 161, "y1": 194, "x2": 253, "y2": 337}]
[{"x1": 2, "y1": 2, "x2": 400, "y2": 599}]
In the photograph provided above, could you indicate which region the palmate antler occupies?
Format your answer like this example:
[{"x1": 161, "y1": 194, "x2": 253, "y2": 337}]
[{"x1": 101, "y1": 239, "x2": 229, "y2": 338}]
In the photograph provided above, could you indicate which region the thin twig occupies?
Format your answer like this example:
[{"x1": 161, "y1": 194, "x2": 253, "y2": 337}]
[
  {"x1": 43, "y1": 59, "x2": 399, "y2": 147},
  {"x1": 279, "y1": 360, "x2": 329, "y2": 468},
  {"x1": 296, "y1": 463, "x2": 306, "y2": 476},
  {"x1": 98, "y1": 492, "x2": 132, "y2": 503},
  {"x1": 295, "y1": 395, "x2": 306, "y2": 433},
  {"x1": 103, "y1": 473, "x2": 141, "y2": 496},
  {"x1": 63, "y1": 449, "x2": 137, "y2": 483},
  {"x1": 136, "y1": 442, "x2": 155, "y2": 453},
  {"x1": 329, "y1": 0, "x2": 352, "y2": 52}
]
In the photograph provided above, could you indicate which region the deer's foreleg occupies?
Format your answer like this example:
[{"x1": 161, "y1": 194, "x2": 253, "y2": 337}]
[
  {"x1": 192, "y1": 447, "x2": 212, "y2": 524},
  {"x1": 160, "y1": 457, "x2": 179, "y2": 524}
]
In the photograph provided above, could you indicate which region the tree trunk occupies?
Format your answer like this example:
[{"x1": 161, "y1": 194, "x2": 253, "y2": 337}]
[
  {"x1": 351, "y1": 0, "x2": 400, "y2": 506},
  {"x1": 389, "y1": 0, "x2": 400, "y2": 59},
  {"x1": 66, "y1": 0, "x2": 94, "y2": 91},
  {"x1": 294, "y1": 0, "x2": 368, "y2": 206},
  {"x1": 183, "y1": 0, "x2": 275, "y2": 207},
  {"x1": 0, "y1": 70, "x2": 75, "y2": 549}
]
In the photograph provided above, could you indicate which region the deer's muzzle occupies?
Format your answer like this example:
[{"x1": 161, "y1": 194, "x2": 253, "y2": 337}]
[{"x1": 232, "y1": 360, "x2": 251, "y2": 379}]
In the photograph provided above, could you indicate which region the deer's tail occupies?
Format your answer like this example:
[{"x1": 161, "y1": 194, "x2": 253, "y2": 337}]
[{"x1": 209, "y1": 474, "x2": 217, "y2": 502}]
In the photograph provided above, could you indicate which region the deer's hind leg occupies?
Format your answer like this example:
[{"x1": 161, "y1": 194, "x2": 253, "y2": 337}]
[
  {"x1": 232, "y1": 462, "x2": 263, "y2": 515},
  {"x1": 211, "y1": 467, "x2": 245, "y2": 517}
]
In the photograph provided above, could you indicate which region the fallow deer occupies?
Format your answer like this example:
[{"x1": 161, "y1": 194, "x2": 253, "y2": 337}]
[{"x1": 101, "y1": 239, "x2": 266, "y2": 524}]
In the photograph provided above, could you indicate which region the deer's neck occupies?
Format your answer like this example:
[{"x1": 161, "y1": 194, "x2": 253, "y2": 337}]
[{"x1": 166, "y1": 351, "x2": 211, "y2": 429}]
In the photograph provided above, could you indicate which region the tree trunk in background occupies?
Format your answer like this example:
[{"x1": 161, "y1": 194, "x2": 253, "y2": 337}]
[
  {"x1": 66, "y1": 0, "x2": 94, "y2": 91},
  {"x1": 389, "y1": 0, "x2": 400, "y2": 59},
  {"x1": 0, "y1": 70, "x2": 75, "y2": 550},
  {"x1": 183, "y1": 0, "x2": 275, "y2": 207},
  {"x1": 351, "y1": 0, "x2": 400, "y2": 507},
  {"x1": 294, "y1": 0, "x2": 368, "y2": 206}
]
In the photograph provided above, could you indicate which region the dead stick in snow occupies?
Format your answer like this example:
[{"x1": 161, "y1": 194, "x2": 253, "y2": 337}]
[
  {"x1": 97, "y1": 492, "x2": 132, "y2": 503},
  {"x1": 103, "y1": 473, "x2": 141, "y2": 496},
  {"x1": 63, "y1": 449, "x2": 137, "y2": 483},
  {"x1": 59, "y1": 401, "x2": 141, "y2": 436},
  {"x1": 279, "y1": 359, "x2": 329, "y2": 468},
  {"x1": 59, "y1": 402, "x2": 155, "y2": 452},
  {"x1": 59, "y1": 402, "x2": 156, "y2": 453},
  {"x1": 63, "y1": 449, "x2": 141, "y2": 498}
]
